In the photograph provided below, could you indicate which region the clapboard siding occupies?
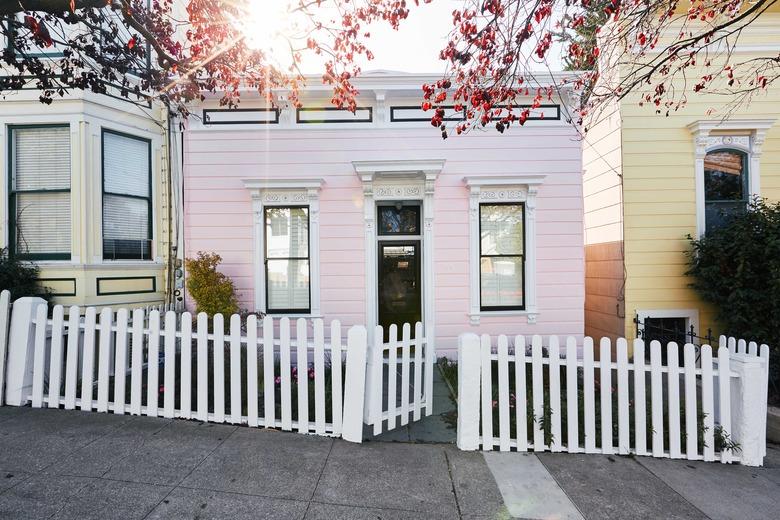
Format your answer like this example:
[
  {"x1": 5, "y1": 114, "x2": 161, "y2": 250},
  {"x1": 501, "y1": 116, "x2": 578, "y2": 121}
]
[{"x1": 184, "y1": 122, "x2": 584, "y2": 350}]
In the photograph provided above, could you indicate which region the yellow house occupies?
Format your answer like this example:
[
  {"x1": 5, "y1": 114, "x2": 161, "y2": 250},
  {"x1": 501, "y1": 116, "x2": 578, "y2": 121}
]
[
  {"x1": 583, "y1": 10, "x2": 780, "y2": 346},
  {"x1": 0, "y1": 89, "x2": 178, "y2": 309}
]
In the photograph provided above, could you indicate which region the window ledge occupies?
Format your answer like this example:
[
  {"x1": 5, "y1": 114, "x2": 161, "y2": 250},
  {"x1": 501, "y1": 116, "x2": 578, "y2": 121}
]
[
  {"x1": 264, "y1": 313, "x2": 323, "y2": 320},
  {"x1": 469, "y1": 310, "x2": 538, "y2": 326}
]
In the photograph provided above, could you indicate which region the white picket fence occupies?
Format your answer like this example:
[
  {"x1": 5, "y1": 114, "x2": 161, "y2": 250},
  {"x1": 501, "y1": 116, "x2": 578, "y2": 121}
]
[
  {"x1": 365, "y1": 322, "x2": 435, "y2": 435},
  {"x1": 0, "y1": 290, "x2": 10, "y2": 406},
  {"x1": 2, "y1": 295, "x2": 368, "y2": 442},
  {"x1": 457, "y1": 333, "x2": 770, "y2": 466}
]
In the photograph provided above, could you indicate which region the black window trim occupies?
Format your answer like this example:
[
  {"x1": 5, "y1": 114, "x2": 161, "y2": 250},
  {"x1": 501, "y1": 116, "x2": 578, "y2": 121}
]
[
  {"x1": 8, "y1": 123, "x2": 72, "y2": 261},
  {"x1": 479, "y1": 202, "x2": 526, "y2": 312},
  {"x1": 101, "y1": 128, "x2": 153, "y2": 261},
  {"x1": 264, "y1": 205, "x2": 312, "y2": 314}
]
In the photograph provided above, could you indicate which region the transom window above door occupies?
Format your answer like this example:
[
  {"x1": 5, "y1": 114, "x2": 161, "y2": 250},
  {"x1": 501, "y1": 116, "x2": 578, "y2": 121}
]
[
  {"x1": 377, "y1": 204, "x2": 420, "y2": 235},
  {"x1": 264, "y1": 206, "x2": 310, "y2": 313},
  {"x1": 480, "y1": 203, "x2": 525, "y2": 310}
]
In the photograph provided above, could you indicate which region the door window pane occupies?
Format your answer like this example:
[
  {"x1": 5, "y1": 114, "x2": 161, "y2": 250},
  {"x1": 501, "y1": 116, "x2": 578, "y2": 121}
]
[{"x1": 479, "y1": 203, "x2": 525, "y2": 310}]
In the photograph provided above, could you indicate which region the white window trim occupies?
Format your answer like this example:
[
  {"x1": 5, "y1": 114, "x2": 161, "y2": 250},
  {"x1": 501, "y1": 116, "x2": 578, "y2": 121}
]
[
  {"x1": 635, "y1": 308, "x2": 700, "y2": 344},
  {"x1": 243, "y1": 178, "x2": 323, "y2": 316},
  {"x1": 353, "y1": 159, "x2": 444, "y2": 346},
  {"x1": 688, "y1": 118, "x2": 775, "y2": 237},
  {"x1": 465, "y1": 175, "x2": 546, "y2": 325}
]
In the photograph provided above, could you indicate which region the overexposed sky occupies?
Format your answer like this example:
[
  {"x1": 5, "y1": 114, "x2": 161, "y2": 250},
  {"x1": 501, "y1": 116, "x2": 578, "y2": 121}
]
[{"x1": 245, "y1": 0, "x2": 564, "y2": 75}]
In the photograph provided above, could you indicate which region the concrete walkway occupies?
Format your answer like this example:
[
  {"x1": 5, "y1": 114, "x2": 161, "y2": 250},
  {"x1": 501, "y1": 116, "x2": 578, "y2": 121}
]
[{"x1": 1, "y1": 406, "x2": 779, "y2": 519}]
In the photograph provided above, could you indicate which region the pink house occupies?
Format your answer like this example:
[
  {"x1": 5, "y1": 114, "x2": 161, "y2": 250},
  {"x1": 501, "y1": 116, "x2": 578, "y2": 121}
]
[{"x1": 182, "y1": 72, "x2": 584, "y2": 352}]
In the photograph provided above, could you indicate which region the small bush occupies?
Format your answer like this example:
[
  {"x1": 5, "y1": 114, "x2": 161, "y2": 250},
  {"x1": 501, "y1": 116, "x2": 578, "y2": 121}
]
[
  {"x1": 185, "y1": 251, "x2": 240, "y2": 318},
  {"x1": 0, "y1": 248, "x2": 50, "y2": 301},
  {"x1": 686, "y1": 199, "x2": 780, "y2": 402}
]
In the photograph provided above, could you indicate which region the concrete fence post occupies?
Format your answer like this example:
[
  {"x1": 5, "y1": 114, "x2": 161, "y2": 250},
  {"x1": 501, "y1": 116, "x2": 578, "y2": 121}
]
[
  {"x1": 4, "y1": 297, "x2": 47, "y2": 406},
  {"x1": 457, "y1": 332, "x2": 482, "y2": 451},
  {"x1": 729, "y1": 353, "x2": 769, "y2": 466}
]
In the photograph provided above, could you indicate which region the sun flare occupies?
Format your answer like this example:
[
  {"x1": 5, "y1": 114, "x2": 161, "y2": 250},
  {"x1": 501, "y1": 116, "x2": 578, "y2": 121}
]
[{"x1": 240, "y1": 0, "x2": 296, "y2": 59}]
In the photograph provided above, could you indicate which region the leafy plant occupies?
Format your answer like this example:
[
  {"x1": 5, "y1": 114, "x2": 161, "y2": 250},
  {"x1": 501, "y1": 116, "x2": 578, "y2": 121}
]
[
  {"x1": 185, "y1": 251, "x2": 240, "y2": 318},
  {"x1": 686, "y1": 199, "x2": 780, "y2": 402},
  {"x1": 0, "y1": 247, "x2": 50, "y2": 301}
]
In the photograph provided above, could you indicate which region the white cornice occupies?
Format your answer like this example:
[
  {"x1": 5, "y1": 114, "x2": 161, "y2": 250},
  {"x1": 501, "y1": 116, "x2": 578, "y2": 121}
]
[
  {"x1": 353, "y1": 159, "x2": 445, "y2": 182},
  {"x1": 463, "y1": 174, "x2": 547, "y2": 187},
  {"x1": 242, "y1": 178, "x2": 324, "y2": 191},
  {"x1": 687, "y1": 118, "x2": 776, "y2": 135}
]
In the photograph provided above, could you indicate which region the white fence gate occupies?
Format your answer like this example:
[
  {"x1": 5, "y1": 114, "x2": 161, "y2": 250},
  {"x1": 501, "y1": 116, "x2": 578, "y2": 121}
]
[
  {"x1": 364, "y1": 322, "x2": 435, "y2": 435},
  {"x1": 2, "y1": 295, "x2": 368, "y2": 442},
  {"x1": 457, "y1": 333, "x2": 770, "y2": 466}
]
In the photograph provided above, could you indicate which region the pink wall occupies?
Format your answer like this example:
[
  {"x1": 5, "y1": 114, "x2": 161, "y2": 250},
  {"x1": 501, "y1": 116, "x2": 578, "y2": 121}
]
[{"x1": 183, "y1": 120, "x2": 584, "y2": 351}]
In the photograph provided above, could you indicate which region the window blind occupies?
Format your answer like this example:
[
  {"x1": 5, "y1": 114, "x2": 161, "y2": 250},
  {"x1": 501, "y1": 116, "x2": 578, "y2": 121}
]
[
  {"x1": 12, "y1": 126, "x2": 71, "y2": 258},
  {"x1": 102, "y1": 131, "x2": 152, "y2": 260}
]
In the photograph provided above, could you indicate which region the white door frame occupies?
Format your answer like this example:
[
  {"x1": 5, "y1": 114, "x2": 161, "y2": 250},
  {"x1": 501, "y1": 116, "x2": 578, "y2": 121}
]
[{"x1": 354, "y1": 160, "x2": 444, "y2": 346}]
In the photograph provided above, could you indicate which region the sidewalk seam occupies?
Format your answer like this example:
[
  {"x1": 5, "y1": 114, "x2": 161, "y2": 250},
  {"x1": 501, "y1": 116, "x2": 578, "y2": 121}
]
[
  {"x1": 302, "y1": 437, "x2": 336, "y2": 518},
  {"x1": 632, "y1": 456, "x2": 713, "y2": 520},
  {"x1": 443, "y1": 448, "x2": 464, "y2": 520},
  {"x1": 535, "y1": 453, "x2": 588, "y2": 519}
]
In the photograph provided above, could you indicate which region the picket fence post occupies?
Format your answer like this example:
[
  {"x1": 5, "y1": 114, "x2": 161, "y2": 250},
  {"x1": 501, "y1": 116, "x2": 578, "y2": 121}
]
[
  {"x1": 729, "y1": 353, "x2": 768, "y2": 466},
  {"x1": 4, "y1": 297, "x2": 47, "y2": 406},
  {"x1": 342, "y1": 325, "x2": 368, "y2": 443},
  {"x1": 0, "y1": 290, "x2": 11, "y2": 405},
  {"x1": 457, "y1": 333, "x2": 481, "y2": 451}
]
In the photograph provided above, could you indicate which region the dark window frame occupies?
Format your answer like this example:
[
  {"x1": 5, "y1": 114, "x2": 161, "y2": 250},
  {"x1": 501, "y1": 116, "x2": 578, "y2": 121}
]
[
  {"x1": 101, "y1": 128, "x2": 153, "y2": 261},
  {"x1": 264, "y1": 205, "x2": 311, "y2": 314},
  {"x1": 8, "y1": 123, "x2": 72, "y2": 261},
  {"x1": 479, "y1": 202, "x2": 526, "y2": 312}
]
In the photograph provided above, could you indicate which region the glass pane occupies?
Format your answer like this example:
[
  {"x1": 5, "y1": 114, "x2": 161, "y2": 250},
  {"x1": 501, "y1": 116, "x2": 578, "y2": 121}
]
[
  {"x1": 103, "y1": 194, "x2": 150, "y2": 260},
  {"x1": 14, "y1": 126, "x2": 71, "y2": 191},
  {"x1": 15, "y1": 192, "x2": 70, "y2": 255},
  {"x1": 267, "y1": 259, "x2": 310, "y2": 310},
  {"x1": 480, "y1": 256, "x2": 523, "y2": 308},
  {"x1": 705, "y1": 201, "x2": 747, "y2": 234},
  {"x1": 265, "y1": 207, "x2": 309, "y2": 258},
  {"x1": 103, "y1": 132, "x2": 150, "y2": 198},
  {"x1": 480, "y1": 204, "x2": 523, "y2": 255},
  {"x1": 704, "y1": 151, "x2": 747, "y2": 201},
  {"x1": 378, "y1": 206, "x2": 420, "y2": 235}
]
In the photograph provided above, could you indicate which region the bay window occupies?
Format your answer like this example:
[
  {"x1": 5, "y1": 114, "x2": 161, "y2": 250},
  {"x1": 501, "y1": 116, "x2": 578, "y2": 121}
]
[
  {"x1": 9, "y1": 125, "x2": 71, "y2": 260},
  {"x1": 102, "y1": 130, "x2": 152, "y2": 260}
]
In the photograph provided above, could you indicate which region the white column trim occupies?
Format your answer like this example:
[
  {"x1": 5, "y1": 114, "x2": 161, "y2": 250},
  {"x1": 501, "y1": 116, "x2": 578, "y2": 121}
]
[
  {"x1": 243, "y1": 178, "x2": 324, "y2": 316},
  {"x1": 688, "y1": 119, "x2": 775, "y2": 237},
  {"x1": 464, "y1": 175, "x2": 546, "y2": 326}
]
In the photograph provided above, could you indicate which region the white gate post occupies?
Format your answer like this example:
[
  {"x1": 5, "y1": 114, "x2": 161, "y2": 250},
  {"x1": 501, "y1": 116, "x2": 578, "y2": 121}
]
[
  {"x1": 343, "y1": 325, "x2": 368, "y2": 443},
  {"x1": 729, "y1": 353, "x2": 768, "y2": 466},
  {"x1": 4, "y1": 297, "x2": 47, "y2": 406},
  {"x1": 457, "y1": 333, "x2": 482, "y2": 451}
]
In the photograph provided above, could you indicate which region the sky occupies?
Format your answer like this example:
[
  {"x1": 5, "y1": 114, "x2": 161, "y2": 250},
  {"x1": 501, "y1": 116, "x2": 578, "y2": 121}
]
[{"x1": 245, "y1": 0, "x2": 564, "y2": 75}]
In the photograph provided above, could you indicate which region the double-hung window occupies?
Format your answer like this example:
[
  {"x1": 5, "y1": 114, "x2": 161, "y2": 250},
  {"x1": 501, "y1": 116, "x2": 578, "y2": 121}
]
[
  {"x1": 9, "y1": 125, "x2": 71, "y2": 260},
  {"x1": 264, "y1": 206, "x2": 310, "y2": 313},
  {"x1": 102, "y1": 130, "x2": 152, "y2": 260},
  {"x1": 703, "y1": 149, "x2": 749, "y2": 233},
  {"x1": 479, "y1": 203, "x2": 525, "y2": 310}
]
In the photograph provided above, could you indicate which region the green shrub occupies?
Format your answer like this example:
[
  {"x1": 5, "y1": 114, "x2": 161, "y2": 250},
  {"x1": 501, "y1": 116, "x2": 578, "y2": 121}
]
[
  {"x1": 0, "y1": 248, "x2": 50, "y2": 301},
  {"x1": 185, "y1": 251, "x2": 240, "y2": 318},
  {"x1": 686, "y1": 199, "x2": 780, "y2": 402}
]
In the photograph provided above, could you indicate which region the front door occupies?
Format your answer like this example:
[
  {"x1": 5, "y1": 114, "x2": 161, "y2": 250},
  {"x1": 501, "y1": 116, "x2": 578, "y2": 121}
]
[{"x1": 378, "y1": 242, "x2": 421, "y2": 341}]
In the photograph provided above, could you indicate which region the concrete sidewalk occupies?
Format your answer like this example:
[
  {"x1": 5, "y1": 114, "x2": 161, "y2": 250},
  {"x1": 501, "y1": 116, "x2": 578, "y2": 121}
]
[
  {"x1": 1, "y1": 406, "x2": 779, "y2": 519},
  {"x1": 0, "y1": 407, "x2": 506, "y2": 519}
]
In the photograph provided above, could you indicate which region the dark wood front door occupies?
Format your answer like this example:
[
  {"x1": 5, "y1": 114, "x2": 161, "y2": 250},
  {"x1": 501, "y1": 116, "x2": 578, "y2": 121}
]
[{"x1": 378, "y1": 242, "x2": 421, "y2": 341}]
